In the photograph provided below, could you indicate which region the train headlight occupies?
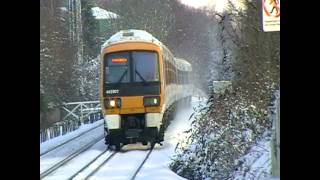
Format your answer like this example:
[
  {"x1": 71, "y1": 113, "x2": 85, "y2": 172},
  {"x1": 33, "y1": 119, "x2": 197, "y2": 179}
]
[
  {"x1": 144, "y1": 96, "x2": 160, "y2": 106},
  {"x1": 104, "y1": 98, "x2": 121, "y2": 108},
  {"x1": 109, "y1": 100, "x2": 116, "y2": 107}
]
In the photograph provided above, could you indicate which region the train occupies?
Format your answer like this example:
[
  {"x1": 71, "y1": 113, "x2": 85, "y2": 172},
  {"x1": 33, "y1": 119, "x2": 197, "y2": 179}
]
[{"x1": 99, "y1": 29, "x2": 193, "y2": 151}]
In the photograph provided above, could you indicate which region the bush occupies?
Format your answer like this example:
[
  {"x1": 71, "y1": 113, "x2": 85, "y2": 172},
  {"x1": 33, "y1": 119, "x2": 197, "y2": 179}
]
[{"x1": 170, "y1": 85, "x2": 275, "y2": 179}]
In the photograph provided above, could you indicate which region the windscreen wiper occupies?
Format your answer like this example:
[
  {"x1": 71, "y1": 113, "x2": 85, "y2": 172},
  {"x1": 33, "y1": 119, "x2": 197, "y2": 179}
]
[
  {"x1": 135, "y1": 70, "x2": 147, "y2": 84},
  {"x1": 117, "y1": 69, "x2": 128, "y2": 83}
]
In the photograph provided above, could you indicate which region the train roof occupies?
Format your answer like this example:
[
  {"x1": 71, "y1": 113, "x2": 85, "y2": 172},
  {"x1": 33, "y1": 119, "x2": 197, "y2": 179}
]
[
  {"x1": 174, "y1": 58, "x2": 192, "y2": 71},
  {"x1": 102, "y1": 29, "x2": 162, "y2": 48}
]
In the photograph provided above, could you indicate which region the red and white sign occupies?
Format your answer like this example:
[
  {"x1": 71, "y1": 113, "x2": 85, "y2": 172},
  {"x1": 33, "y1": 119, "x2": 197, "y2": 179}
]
[{"x1": 262, "y1": 0, "x2": 280, "y2": 32}]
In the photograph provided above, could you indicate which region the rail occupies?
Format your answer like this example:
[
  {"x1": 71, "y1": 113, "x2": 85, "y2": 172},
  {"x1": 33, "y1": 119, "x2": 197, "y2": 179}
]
[{"x1": 40, "y1": 136, "x2": 105, "y2": 179}]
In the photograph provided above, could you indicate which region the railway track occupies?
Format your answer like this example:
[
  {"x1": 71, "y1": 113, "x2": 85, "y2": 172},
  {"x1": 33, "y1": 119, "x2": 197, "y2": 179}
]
[
  {"x1": 79, "y1": 145, "x2": 154, "y2": 180},
  {"x1": 67, "y1": 150, "x2": 117, "y2": 180},
  {"x1": 40, "y1": 122, "x2": 103, "y2": 157},
  {"x1": 129, "y1": 146, "x2": 154, "y2": 180},
  {"x1": 40, "y1": 136, "x2": 104, "y2": 179}
]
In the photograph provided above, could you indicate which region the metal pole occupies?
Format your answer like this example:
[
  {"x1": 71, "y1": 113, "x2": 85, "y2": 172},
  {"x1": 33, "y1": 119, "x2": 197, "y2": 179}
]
[{"x1": 80, "y1": 103, "x2": 83, "y2": 125}]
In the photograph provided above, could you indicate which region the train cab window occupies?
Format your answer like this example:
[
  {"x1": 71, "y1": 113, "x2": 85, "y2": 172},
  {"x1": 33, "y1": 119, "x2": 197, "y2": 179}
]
[
  {"x1": 105, "y1": 52, "x2": 130, "y2": 83},
  {"x1": 105, "y1": 51, "x2": 159, "y2": 84},
  {"x1": 132, "y1": 51, "x2": 159, "y2": 82}
]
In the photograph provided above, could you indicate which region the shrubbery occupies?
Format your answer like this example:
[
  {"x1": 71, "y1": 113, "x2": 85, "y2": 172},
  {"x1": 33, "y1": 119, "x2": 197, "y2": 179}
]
[{"x1": 170, "y1": 85, "x2": 276, "y2": 179}]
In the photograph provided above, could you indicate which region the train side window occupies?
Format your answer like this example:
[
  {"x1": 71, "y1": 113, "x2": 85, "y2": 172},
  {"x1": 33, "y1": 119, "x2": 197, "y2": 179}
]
[
  {"x1": 166, "y1": 57, "x2": 169, "y2": 85},
  {"x1": 166, "y1": 58, "x2": 169, "y2": 84},
  {"x1": 162, "y1": 54, "x2": 165, "y2": 86}
]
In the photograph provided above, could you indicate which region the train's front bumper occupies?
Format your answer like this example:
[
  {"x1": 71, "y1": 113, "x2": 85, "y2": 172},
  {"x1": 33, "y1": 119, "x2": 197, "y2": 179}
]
[
  {"x1": 104, "y1": 112, "x2": 163, "y2": 130},
  {"x1": 104, "y1": 113, "x2": 164, "y2": 144}
]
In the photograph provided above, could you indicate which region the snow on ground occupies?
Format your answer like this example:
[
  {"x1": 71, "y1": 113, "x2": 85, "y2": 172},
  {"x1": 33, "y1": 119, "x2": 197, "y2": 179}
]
[
  {"x1": 40, "y1": 124, "x2": 104, "y2": 174},
  {"x1": 135, "y1": 96, "x2": 207, "y2": 180},
  {"x1": 43, "y1": 139, "x2": 110, "y2": 180},
  {"x1": 233, "y1": 130, "x2": 274, "y2": 180},
  {"x1": 40, "y1": 120, "x2": 103, "y2": 155},
  {"x1": 90, "y1": 149, "x2": 152, "y2": 180}
]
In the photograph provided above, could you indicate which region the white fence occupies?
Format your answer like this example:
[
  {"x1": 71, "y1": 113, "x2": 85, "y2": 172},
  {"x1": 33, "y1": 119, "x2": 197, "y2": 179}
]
[{"x1": 40, "y1": 101, "x2": 103, "y2": 143}]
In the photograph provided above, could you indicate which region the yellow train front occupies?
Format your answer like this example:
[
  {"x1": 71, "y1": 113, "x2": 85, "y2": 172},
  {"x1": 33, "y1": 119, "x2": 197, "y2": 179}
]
[{"x1": 100, "y1": 29, "x2": 192, "y2": 151}]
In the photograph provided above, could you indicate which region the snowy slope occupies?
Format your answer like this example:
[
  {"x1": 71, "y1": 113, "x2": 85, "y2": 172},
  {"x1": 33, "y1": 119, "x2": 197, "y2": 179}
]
[
  {"x1": 40, "y1": 120, "x2": 104, "y2": 155},
  {"x1": 232, "y1": 131, "x2": 275, "y2": 180}
]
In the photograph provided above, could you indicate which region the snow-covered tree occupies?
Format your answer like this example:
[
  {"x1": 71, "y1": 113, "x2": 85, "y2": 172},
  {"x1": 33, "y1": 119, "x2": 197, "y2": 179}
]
[
  {"x1": 99, "y1": 0, "x2": 175, "y2": 44},
  {"x1": 40, "y1": 0, "x2": 76, "y2": 113},
  {"x1": 81, "y1": 0, "x2": 100, "y2": 58},
  {"x1": 170, "y1": 0, "x2": 279, "y2": 179}
]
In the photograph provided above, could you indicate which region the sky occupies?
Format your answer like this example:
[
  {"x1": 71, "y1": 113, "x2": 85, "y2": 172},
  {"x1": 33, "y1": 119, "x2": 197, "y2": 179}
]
[{"x1": 179, "y1": 0, "x2": 228, "y2": 12}]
